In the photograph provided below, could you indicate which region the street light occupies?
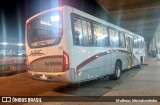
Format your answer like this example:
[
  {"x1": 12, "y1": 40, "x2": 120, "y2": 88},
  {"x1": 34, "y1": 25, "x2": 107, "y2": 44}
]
[
  {"x1": 17, "y1": 43, "x2": 24, "y2": 46},
  {"x1": 1, "y1": 42, "x2": 8, "y2": 45}
]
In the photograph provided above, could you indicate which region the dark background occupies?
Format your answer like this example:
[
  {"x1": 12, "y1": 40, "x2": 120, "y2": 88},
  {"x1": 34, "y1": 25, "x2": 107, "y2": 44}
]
[{"x1": 0, "y1": 0, "x2": 115, "y2": 43}]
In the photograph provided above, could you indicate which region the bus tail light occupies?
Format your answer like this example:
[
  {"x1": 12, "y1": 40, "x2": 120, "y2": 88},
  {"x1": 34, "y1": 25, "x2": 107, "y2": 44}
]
[{"x1": 63, "y1": 51, "x2": 69, "y2": 72}]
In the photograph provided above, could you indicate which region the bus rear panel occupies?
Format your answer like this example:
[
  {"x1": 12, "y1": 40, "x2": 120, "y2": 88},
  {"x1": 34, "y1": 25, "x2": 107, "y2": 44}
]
[{"x1": 26, "y1": 7, "x2": 75, "y2": 83}]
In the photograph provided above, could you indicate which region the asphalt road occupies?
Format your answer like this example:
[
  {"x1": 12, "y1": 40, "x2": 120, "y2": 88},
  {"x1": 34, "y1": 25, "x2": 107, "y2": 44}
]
[{"x1": 0, "y1": 66, "x2": 143, "y2": 96}]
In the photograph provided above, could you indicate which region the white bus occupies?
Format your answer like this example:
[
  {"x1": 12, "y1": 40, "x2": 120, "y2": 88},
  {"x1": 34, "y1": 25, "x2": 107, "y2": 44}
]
[{"x1": 25, "y1": 6, "x2": 145, "y2": 83}]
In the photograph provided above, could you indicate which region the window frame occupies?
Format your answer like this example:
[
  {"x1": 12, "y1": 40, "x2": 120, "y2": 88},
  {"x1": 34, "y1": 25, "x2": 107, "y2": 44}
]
[
  {"x1": 93, "y1": 22, "x2": 110, "y2": 47},
  {"x1": 119, "y1": 31, "x2": 126, "y2": 48},
  {"x1": 27, "y1": 10, "x2": 63, "y2": 48},
  {"x1": 71, "y1": 13, "x2": 111, "y2": 47},
  {"x1": 108, "y1": 27, "x2": 120, "y2": 48},
  {"x1": 71, "y1": 13, "x2": 93, "y2": 47}
]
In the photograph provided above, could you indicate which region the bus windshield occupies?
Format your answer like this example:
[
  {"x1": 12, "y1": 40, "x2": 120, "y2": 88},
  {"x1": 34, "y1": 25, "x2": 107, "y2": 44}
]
[{"x1": 27, "y1": 10, "x2": 63, "y2": 48}]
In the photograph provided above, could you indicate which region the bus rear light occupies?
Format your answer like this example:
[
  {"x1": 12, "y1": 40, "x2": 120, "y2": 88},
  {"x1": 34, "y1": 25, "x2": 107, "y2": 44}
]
[{"x1": 63, "y1": 51, "x2": 69, "y2": 72}]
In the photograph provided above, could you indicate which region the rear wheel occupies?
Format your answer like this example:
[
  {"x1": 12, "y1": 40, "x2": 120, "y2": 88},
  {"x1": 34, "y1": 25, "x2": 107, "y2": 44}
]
[
  {"x1": 110, "y1": 61, "x2": 122, "y2": 80},
  {"x1": 135, "y1": 57, "x2": 143, "y2": 69}
]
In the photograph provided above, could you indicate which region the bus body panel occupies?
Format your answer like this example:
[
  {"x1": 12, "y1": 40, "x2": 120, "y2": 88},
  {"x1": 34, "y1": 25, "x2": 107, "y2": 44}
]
[
  {"x1": 26, "y1": 6, "x2": 75, "y2": 83},
  {"x1": 70, "y1": 7, "x2": 134, "y2": 82},
  {"x1": 73, "y1": 46, "x2": 112, "y2": 82},
  {"x1": 28, "y1": 68, "x2": 75, "y2": 83}
]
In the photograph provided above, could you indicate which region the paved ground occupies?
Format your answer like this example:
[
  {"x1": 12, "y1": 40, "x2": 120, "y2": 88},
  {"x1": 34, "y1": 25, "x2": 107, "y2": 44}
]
[
  {"x1": 0, "y1": 64, "x2": 141, "y2": 96},
  {"x1": 0, "y1": 73, "x2": 69, "y2": 96},
  {"x1": 104, "y1": 58, "x2": 160, "y2": 96}
]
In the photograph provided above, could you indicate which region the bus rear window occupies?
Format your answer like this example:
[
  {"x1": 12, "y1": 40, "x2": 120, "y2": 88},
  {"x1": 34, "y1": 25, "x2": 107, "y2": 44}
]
[{"x1": 27, "y1": 11, "x2": 63, "y2": 48}]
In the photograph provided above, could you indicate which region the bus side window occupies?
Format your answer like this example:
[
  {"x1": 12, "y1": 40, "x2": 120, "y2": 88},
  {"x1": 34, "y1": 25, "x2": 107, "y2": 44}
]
[
  {"x1": 75, "y1": 31, "x2": 80, "y2": 45},
  {"x1": 133, "y1": 37, "x2": 140, "y2": 48},
  {"x1": 119, "y1": 31, "x2": 126, "y2": 48},
  {"x1": 109, "y1": 28, "x2": 119, "y2": 47},
  {"x1": 93, "y1": 24, "x2": 109, "y2": 47},
  {"x1": 140, "y1": 39, "x2": 143, "y2": 48},
  {"x1": 93, "y1": 23, "x2": 103, "y2": 47},
  {"x1": 73, "y1": 18, "x2": 83, "y2": 45},
  {"x1": 104, "y1": 27, "x2": 110, "y2": 47},
  {"x1": 82, "y1": 19, "x2": 92, "y2": 46}
]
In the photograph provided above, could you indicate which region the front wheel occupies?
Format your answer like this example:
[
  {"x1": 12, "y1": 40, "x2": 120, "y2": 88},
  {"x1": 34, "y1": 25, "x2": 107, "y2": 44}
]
[{"x1": 110, "y1": 61, "x2": 122, "y2": 80}]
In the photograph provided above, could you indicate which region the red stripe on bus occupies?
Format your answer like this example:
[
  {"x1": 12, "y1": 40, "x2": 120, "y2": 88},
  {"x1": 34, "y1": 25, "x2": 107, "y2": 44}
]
[
  {"x1": 116, "y1": 49, "x2": 129, "y2": 54},
  {"x1": 76, "y1": 50, "x2": 129, "y2": 71},
  {"x1": 76, "y1": 51, "x2": 109, "y2": 71}
]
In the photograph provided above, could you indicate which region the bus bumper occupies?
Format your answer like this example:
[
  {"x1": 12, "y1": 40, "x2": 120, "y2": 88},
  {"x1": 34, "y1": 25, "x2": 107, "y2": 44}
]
[{"x1": 28, "y1": 69, "x2": 75, "y2": 83}]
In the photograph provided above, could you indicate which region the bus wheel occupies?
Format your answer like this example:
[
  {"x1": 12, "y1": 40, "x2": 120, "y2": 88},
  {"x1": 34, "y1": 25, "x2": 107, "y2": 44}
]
[
  {"x1": 110, "y1": 61, "x2": 122, "y2": 80},
  {"x1": 135, "y1": 57, "x2": 143, "y2": 69}
]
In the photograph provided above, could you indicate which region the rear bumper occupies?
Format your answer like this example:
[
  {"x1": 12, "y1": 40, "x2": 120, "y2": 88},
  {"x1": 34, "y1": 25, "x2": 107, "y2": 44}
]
[{"x1": 28, "y1": 69, "x2": 75, "y2": 83}]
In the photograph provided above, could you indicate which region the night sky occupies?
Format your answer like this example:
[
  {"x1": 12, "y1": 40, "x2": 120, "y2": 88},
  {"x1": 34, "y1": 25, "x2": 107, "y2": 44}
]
[
  {"x1": 0, "y1": 0, "x2": 115, "y2": 43},
  {"x1": 0, "y1": 0, "x2": 25, "y2": 42},
  {"x1": 0, "y1": 0, "x2": 58, "y2": 43}
]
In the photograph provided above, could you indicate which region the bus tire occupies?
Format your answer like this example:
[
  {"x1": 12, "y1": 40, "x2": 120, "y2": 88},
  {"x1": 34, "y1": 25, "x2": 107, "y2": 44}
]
[
  {"x1": 110, "y1": 61, "x2": 122, "y2": 80},
  {"x1": 135, "y1": 57, "x2": 143, "y2": 69}
]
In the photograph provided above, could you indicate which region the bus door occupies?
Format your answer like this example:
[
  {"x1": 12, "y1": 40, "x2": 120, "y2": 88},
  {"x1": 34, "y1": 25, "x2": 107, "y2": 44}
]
[{"x1": 127, "y1": 37, "x2": 133, "y2": 68}]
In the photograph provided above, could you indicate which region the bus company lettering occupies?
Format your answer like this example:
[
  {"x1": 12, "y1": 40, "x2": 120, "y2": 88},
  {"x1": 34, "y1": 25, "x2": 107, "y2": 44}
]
[
  {"x1": 29, "y1": 49, "x2": 45, "y2": 57},
  {"x1": 45, "y1": 62, "x2": 62, "y2": 66}
]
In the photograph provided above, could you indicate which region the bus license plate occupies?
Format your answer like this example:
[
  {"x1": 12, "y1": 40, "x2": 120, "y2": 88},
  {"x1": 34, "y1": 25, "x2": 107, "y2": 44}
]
[{"x1": 40, "y1": 75, "x2": 47, "y2": 80}]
